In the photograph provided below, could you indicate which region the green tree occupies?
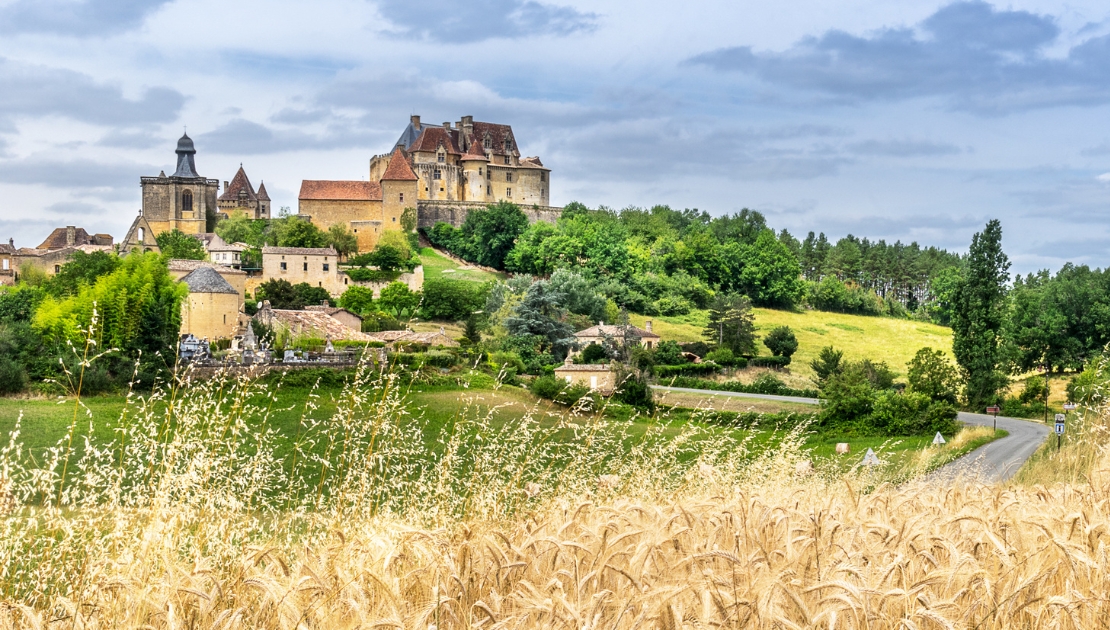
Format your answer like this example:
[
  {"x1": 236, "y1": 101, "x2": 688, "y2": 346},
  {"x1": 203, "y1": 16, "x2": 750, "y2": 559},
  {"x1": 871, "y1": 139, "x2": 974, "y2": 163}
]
[
  {"x1": 463, "y1": 314, "x2": 482, "y2": 344},
  {"x1": 327, "y1": 223, "x2": 359, "y2": 259},
  {"x1": 702, "y1": 292, "x2": 757, "y2": 355},
  {"x1": 378, "y1": 282, "x2": 421, "y2": 316},
  {"x1": 338, "y1": 286, "x2": 375, "y2": 315},
  {"x1": 155, "y1": 229, "x2": 207, "y2": 260},
  {"x1": 362, "y1": 245, "x2": 407, "y2": 271},
  {"x1": 731, "y1": 230, "x2": 805, "y2": 308},
  {"x1": 546, "y1": 269, "x2": 607, "y2": 322},
  {"x1": 279, "y1": 218, "x2": 329, "y2": 249},
  {"x1": 420, "y1": 278, "x2": 486, "y2": 321},
  {"x1": 459, "y1": 201, "x2": 529, "y2": 269},
  {"x1": 906, "y1": 347, "x2": 959, "y2": 405},
  {"x1": 504, "y1": 280, "x2": 576, "y2": 358},
  {"x1": 810, "y1": 346, "x2": 844, "y2": 386},
  {"x1": 45, "y1": 250, "x2": 121, "y2": 297},
  {"x1": 763, "y1": 326, "x2": 798, "y2": 359},
  {"x1": 952, "y1": 220, "x2": 1010, "y2": 408}
]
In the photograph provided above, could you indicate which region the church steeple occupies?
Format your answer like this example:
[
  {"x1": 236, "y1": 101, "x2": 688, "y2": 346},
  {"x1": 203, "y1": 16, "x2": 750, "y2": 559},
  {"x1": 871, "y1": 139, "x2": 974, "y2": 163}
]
[{"x1": 172, "y1": 132, "x2": 200, "y2": 178}]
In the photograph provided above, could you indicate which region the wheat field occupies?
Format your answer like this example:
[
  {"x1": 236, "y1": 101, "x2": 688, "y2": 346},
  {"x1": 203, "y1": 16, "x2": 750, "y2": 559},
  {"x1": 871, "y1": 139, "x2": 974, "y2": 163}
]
[{"x1": 1, "y1": 356, "x2": 1109, "y2": 628}]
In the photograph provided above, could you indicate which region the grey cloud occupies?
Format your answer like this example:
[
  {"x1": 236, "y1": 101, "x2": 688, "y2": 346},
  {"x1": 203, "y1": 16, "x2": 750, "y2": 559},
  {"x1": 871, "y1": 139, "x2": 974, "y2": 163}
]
[
  {"x1": 196, "y1": 118, "x2": 384, "y2": 155},
  {"x1": 97, "y1": 129, "x2": 165, "y2": 149},
  {"x1": 1080, "y1": 142, "x2": 1110, "y2": 157},
  {"x1": 0, "y1": 157, "x2": 152, "y2": 190},
  {"x1": 375, "y1": 0, "x2": 596, "y2": 43},
  {"x1": 0, "y1": 58, "x2": 184, "y2": 125},
  {"x1": 0, "y1": 0, "x2": 171, "y2": 37},
  {"x1": 848, "y1": 139, "x2": 962, "y2": 157},
  {"x1": 271, "y1": 108, "x2": 331, "y2": 125},
  {"x1": 44, "y1": 201, "x2": 109, "y2": 216},
  {"x1": 689, "y1": 1, "x2": 1110, "y2": 114}
]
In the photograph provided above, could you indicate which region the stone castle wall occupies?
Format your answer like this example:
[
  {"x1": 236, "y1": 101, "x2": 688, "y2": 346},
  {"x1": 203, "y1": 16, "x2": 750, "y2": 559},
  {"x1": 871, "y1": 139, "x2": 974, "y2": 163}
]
[{"x1": 415, "y1": 200, "x2": 561, "y2": 229}]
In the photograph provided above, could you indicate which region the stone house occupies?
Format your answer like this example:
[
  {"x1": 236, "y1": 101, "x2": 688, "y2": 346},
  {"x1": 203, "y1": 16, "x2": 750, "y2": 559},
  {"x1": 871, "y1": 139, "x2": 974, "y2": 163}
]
[
  {"x1": 254, "y1": 300, "x2": 373, "y2": 342},
  {"x1": 179, "y1": 266, "x2": 242, "y2": 341},
  {"x1": 193, "y1": 233, "x2": 246, "y2": 268},
  {"x1": 366, "y1": 328, "x2": 460, "y2": 348},
  {"x1": 554, "y1": 358, "x2": 617, "y2": 396},
  {"x1": 167, "y1": 259, "x2": 247, "y2": 296},
  {"x1": 574, "y1": 321, "x2": 661, "y2": 352},
  {"x1": 14, "y1": 244, "x2": 114, "y2": 277},
  {"x1": 0, "y1": 239, "x2": 15, "y2": 286},
  {"x1": 36, "y1": 226, "x2": 113, "y2": 250},
  {"x1": 260, "y1": 246, "x2": 345, "y2": 296}
]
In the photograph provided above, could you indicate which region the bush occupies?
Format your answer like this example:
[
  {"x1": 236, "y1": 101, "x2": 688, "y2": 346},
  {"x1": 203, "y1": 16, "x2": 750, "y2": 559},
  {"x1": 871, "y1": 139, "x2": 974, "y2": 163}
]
[
  {"x1": 869, "y1": 391, "x2": 960, "y2": 436},
  {"x1": 654, "y1": 363, "x2": 720, "y2": 378},
  {"x1": 749, "y1": 356, "x2": 791, "y2": 369},
  {"x1": 578, "y1": 343, "x2": 609, "y2": 364},
  {"x1": 906, "y1": 347, "x2": 959, "y2": 404},
  {"x1": 528, "y1": 375, "x2": 590, "y2": 406},
  {"x1": 0, "y1": 356, "x2": 28, "y2": 395},
  {"x1": 424, "y1": 350, "x2": 457, "y2": 368},
  {"x1": 652, "y1": 296, "x2": 693, "y2": 316},
  {"x1": 421, "y1": 278, "x2": 487, "y2": 321},
  {"x1": 810, "y1": 346, "x2": 844, "y2": 386},
  {"x1": 614, "y1": 370, "x2": 654, "y2": 411},
  {"x1": 704, "y1": 347, "x2": 734, "y2": 365},
  {"x1": 653, "y1": 340, "x2": 687, "y2": 366},
  {"x1": 344, "y1": 268, "x2": 401, "y2": 283},
  {"x1": 665, "y1": 376, "x2": 818, "y2": 399},
  {"x1": 763, "y1": 326, "x2": 798, "y2": 359}
]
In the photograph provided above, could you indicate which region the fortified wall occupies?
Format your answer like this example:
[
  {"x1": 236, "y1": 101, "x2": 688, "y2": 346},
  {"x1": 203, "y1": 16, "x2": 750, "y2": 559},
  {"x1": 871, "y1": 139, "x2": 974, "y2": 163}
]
[{"x1": 415, "y1": 200, "x2": 562, "y2": 229}]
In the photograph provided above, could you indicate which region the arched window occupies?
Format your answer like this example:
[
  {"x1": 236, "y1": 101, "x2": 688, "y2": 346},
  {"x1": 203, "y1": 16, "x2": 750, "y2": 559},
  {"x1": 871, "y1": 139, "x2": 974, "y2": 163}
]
[
  {"x1": 138, "y1": 227, "x2": 145, "y2": 242},
  {"x1": 182, "y1": 190, "x2": 193, "y2": 214}
]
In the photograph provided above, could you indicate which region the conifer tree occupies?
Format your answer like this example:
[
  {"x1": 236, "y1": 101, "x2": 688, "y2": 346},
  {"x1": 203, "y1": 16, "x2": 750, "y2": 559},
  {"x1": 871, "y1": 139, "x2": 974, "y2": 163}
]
[
  {"x1": 952, "y1": 219, "x2": 1010, "y2": 408},
  {"x1": 703, "y1": 292, "x2": 757, "y2": 355}
]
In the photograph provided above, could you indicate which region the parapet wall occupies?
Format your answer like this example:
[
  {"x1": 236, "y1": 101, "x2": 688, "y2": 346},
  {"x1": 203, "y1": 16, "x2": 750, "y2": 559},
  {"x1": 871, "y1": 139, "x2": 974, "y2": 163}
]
[{"x1": 416, "y1": 200, "x2": 561, "y2": 229}]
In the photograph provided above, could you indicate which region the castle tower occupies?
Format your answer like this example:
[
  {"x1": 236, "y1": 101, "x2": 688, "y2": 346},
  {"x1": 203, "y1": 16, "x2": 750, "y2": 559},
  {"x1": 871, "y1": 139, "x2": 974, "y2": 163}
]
[
  {"x1": 137, "y1": 133, "x2": 219, "y2": 237},
  {"x1": 379, "y1": 146, "x2": 418, "y2": 229},
  {"x1": 461, "y1": 136, "x2": 489, "y2": 202}
]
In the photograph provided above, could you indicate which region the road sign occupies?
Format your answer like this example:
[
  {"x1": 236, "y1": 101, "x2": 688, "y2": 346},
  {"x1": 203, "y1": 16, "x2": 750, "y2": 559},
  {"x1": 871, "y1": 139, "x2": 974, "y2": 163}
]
[
  {"x1": 932, "y1": 432, "x2": 946, "y2": 446},
  {"x1": 1055, "y1": 413, "x2": 1066, "y2": 423},
  {"x1": 1055, "y1": 422, "x2": 1065, "y2": 436},
  {"x1": 862, "y1": 448, "x2": 882, "y2": 466},
  {"x1": 986, "y1": 406, "x2": 1001, "y2": 414},
  {"x1": 1063, "y1": 403, "x2": 1078, "y2": 411}
]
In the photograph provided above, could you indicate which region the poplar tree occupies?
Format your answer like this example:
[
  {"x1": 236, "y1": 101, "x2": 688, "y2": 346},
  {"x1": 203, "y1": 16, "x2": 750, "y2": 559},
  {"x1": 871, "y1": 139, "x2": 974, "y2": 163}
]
[{"x1": 951, "y1": 220, "x2": 1010, "y2": 408}]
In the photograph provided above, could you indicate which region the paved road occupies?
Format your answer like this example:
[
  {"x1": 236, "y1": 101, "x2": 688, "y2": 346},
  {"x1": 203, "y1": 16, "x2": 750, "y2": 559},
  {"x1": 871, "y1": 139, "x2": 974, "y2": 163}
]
[
  {"x1": 652, "y1": 385, "x2": 1050, "y2": 482},
  {"x1": 927, "y1": 412, "x2": 1051, "y2": 483}
]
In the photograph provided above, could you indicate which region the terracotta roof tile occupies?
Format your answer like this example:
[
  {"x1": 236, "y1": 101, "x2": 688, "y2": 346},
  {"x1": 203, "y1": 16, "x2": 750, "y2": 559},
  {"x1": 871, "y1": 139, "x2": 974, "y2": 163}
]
[
  {"x1": 408, "y1": 126, "x2": 461, "y2": 154},
  {"x1": 219, "y1": 166, "x2": 257, "y2": 202},
  {"x1": 467, "y1": 121, "x2": 518, "y2": 157},
  {"x1": 299, "y1": 180, "x2": 382, "y2": 201},
  {"x1": 262, "y1": 246, "x2": 337, "y2": 256},
  {"x1": 37, "y1": 227, "x2": 93, "y2": 250},
  {"x1": 575, "y1": 324, "x2": 660, "y2": 340},
  {"x1": 381, "y1": 146, "x2": 418, "y2": 181},
  {"x1": 463, "y1": 136, "x2": 488, "y2": 160},
  {"x1": 167, "y1": 259, "x2": 247, "y2": 275}
]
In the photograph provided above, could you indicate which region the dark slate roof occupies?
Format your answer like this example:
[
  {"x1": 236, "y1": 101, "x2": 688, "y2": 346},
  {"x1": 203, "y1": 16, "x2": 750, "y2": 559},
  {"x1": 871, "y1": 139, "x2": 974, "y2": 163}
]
[
  {"x1": 180, "y1": 266, "x2": 237, "y2": 294},
  {"x1": 172, "y1": 132, "x2": 201, "y2": 178},
  {"x1": 257, "y1": 181, "x2": 270, "y2": 200},
  {"x1": 394, "y1": 119, "x2": 427, "y2": 150}
]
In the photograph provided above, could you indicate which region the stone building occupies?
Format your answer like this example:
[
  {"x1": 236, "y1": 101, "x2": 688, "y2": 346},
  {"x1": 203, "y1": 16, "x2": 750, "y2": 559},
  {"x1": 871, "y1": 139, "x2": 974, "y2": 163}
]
[
  {"x1": 36, "y1": 226, "x2": 113, "y2": 249},
  {"x1": 554, "y1": 358, "x2": 617, "y2": 396},
  {"x1": 122, "y1": 133, "x2": 219, "y2": 252},
  {"x1": 193, "y1": 233, "x2": 247, "y2": 268},
  {"x1": 179, "y1": 266, "x2": 242, "y2": 341},
  {"x1": 299, "y1": 115, "x2": 556, "y2": 253},
  {"x1": 254, "y1": 300, "x2": 372, "y2": 342},
  {"x1": 0, "y1": 239, "x2": 15, "y2": 286},
  {"x1": 167, "y1": 259, "x2": 247, "y2": 296},
  {"x1": 574, "y1": 321, "x2": 661, "y2": 352},
  {"x1": 260, "y1": 246, "x2": 345, "y2": 295},
  {"x1": 217, "y1": 165, "x2": 271, "y2": 220}
]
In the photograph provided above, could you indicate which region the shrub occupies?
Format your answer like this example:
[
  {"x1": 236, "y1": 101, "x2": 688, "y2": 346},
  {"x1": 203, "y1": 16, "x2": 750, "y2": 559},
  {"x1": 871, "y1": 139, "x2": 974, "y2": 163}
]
[
  {"x1": 578, "y1": 343, "x2": 609, "y2": 364},
  {"x1": 749, "y1": 356, "x2": 791, "y2": 369},
  {"x1": 614, "y1": 370, "x2": 654, "y2": 411},
  {"x1": 654, "y1": 363, "x2": 720, "y2": 378},
  {"x1": 653, "y1": 340, "x2": 687, "y2": 366},
  {"x1": 869, "y1": 390, "x2": 960, "y2": 436},
  {"x1": 424, "y1": 350, "x2": 457, "y2": 369},
  {"x1": 421, "y1": 278, "x2": 487, "y2": 321},
  {"x1": 652, "y1": 296, "x2": 693, "y2": 316},
  {"x1": 763, "y1": 326, "x2": 798, "y2": 359},
  {"x1": 664, "y1": 376, "x2": 818, "y2": 399},
  {"x1": 344, "y1": 268, "x2": 401, "y2": 283},
  {"x1": 704, "y1": 347, "x2": 735, "y2": 366},
  {"x1": 810, "y1": 346, "x2": 844, "y2": 386},
  {"x1": 0, "y1": 356, "x2": 28, "y2": 395},
  {"x1": 529, "y1": 374, "x2": 565, "y2": 399},
  {"x1": 906, "y1": 347, "x2": 959, "y2": 404}
]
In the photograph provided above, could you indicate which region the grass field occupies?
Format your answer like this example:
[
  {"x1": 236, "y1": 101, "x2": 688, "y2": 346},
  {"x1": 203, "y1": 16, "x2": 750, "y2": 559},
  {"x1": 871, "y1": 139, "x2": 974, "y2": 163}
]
[
  {"x1": 418, "y1": 246, "x2": 504, "y2": 283},
  {"x1": 630, "y1": 307, "x2": 953, "y2": 379}
]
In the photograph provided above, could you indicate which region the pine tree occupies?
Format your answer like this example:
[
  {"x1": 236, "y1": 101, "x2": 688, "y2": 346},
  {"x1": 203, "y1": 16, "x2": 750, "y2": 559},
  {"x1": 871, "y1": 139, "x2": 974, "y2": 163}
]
[
  {"x1": 703, "y1": 292, "x2": 757, "y2": 355},
  {"x1": 952, "y1": 219, "x2": 1010, "y2": 408}
]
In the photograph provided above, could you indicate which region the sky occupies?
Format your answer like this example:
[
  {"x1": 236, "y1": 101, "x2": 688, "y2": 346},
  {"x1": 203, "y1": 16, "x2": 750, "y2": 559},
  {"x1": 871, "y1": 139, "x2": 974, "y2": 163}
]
[{"x1": 0, "y1": 0, "x2": 1109, "y2": 274}]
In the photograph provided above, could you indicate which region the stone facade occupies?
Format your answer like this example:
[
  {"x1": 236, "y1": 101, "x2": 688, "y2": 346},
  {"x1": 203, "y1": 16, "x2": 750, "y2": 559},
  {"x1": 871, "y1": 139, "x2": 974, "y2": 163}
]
[
  {"x1": 574, "y1": 322, "x2": 661, "y2": 352},
  {"x1": 300, "y1": 115, "x2": 556, "y2": 254},
  {"x1": 0, "y1": 240, "x2": 15, "y2": 286},
  {"x1": 218, "y1": 166, "x2": 271, "y2": 220},
  {"x1": 14, "y1": 244, "x2": 114, "y2": 277},
  {"x1": 178, "y1": 267, "x2": 243, "y2": 341},
  {"x1": 553, "y1": 359, "x2": 617, "y2": 396},
  {"x1": 122, "y1": 133, "x2": 219, "y2": 253},
  {"x1": 261, "y1": 246, "x2": 345, "y2": 296}
]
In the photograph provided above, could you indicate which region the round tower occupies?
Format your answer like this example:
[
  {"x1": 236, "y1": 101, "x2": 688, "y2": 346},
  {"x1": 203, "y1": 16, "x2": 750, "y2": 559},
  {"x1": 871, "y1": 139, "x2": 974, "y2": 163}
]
[{"x1": 461, "y1": 139, "x2": 489, "y2": 202}]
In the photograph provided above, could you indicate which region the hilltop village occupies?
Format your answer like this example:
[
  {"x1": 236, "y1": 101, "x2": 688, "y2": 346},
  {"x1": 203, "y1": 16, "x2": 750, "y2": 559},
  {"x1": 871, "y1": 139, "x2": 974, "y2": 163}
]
[{"x1": 0, "y1": 116, "x2": 567, "y2": 351}]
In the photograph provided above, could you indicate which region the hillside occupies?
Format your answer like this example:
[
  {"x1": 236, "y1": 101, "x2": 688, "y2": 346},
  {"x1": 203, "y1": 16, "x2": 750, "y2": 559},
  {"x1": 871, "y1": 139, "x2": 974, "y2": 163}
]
[{"x1": 628, "y1": 308, "x2": 953, "y2": 379}]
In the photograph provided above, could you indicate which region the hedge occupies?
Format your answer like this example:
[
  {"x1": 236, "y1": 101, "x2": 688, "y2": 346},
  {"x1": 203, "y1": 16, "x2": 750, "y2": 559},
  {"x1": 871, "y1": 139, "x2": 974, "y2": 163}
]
[
  {"x1": 343, "y1": 268, "x2": 402, "y2": 283},
  {"x1": 749, "y1": 356, "x2": 791, "y2": 368},
  {"x1": 653, "y1": 362, "x2": 721, "y2": 378},
  {"x1": 664, "y1": 375, "x2": 819, "y2": 399}
]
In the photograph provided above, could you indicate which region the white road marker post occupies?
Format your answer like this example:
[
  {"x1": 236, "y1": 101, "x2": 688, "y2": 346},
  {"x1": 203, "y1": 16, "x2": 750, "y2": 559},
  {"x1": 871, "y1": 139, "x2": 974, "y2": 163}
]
[{"x1": 862, "y1": 448, "x2": 881, "y2": 467}]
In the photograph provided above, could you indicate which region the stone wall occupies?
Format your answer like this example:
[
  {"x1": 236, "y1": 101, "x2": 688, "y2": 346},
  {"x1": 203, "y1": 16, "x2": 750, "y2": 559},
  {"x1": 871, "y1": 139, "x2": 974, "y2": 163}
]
[
  {"x1": 415, "y1": 200, "x2": 561, "y2": 229},
  {"x1": 181, "y1": 291, "x2": 241, "y2": 340},
  {"x1": 262, "y1": 250, "x2": 345, "y2": 296},
  {"x1": 347, "y1": 265, "x2": 424, "y2": 298}
]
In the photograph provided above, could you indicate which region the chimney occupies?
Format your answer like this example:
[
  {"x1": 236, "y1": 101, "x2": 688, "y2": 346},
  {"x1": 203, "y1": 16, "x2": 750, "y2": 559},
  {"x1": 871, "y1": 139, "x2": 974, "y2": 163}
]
[
  {"x1": 442, "y1": 122, "x2": 451, "y2": 129},
  {"x1": 461, "y1": 115, "x2": 473, "y2": 131},
  {"x1": 410, "y1": 114, "x2": 421, "y2": 129},
  {"x1": 224, "y1": 180, "x2": 229, "y2": 189},
  {"x1": 645, "y1": 320, "x2": 653, "y2": 334},
  {"x1": 320, "y1": 300, "x2": 328, "y2": 306},
  {"x1": 66, "y1": 226, "x2": 76, "y2": 246},
  {"x1": 8, "y1": 238, "x2": 12, "y2": 247}
]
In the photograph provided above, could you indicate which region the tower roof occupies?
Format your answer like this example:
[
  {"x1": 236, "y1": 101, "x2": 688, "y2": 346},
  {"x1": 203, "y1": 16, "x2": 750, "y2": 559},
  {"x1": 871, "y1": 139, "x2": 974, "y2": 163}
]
[
  {"x1": 180, "y1": 266, "x2": 237, "y2": 294},
  {"x1": 463, "y1": 136, "x2": 488, "y2": 160},
  {"x1": 380, "y1": 146, "x2": 418, "y2": 181},
  {"x1": 257, "y1": 181, "x2": 270, "y2": 200},
  {"x1": 172, "y1": 132, "x2": 201, "y2": 178},
  {"x1": 219, "y1": 166, "x2": 257, "y2": 201}
]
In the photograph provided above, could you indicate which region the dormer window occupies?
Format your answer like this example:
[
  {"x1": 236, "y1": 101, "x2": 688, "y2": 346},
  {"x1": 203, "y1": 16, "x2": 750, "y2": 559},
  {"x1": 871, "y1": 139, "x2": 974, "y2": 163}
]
[
  {"x1": 503, "y1": 156, "x2": 510, "y2": 165},
  {"x1": 437, "y1": 152, "x2": 445, "y2": 163},
  {"x1": 483, "y1": 134, "x2": 491, "y2": 150},
  {"x1": 504, "y1": 138, "x2": 513, "y2": 151}
]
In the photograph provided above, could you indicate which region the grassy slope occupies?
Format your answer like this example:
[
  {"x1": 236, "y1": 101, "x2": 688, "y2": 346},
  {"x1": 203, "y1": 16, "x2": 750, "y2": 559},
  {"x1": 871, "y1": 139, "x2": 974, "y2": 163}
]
[
  {"x1": 629, "y1": 308, "x2": 953, "y2": 378},
  {"x1": 418, "y1": 247, "x2": 503, "y2": 283}
]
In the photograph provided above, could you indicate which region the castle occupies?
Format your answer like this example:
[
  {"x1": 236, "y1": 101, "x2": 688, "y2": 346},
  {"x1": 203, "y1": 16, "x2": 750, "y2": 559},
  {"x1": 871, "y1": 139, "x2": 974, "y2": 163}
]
[{"x1": 299, "y1": 115, "x2": 554, "y2": 251}]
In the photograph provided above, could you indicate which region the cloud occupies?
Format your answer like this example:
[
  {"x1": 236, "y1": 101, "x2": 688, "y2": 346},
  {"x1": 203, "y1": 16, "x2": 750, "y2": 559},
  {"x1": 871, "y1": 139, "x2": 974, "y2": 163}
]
[
  {"x1": 0, "y1": 58, "x2": 184, "y2": 125},
  {"x1": 97, "y1": 129, "x2": 165, "y2": 149},
  {"x1": 847, "y1": 139, "x2": 962, "y2": 157},
  {"x1": 688, "y1": 1, "x2": 1110, "y2": 114},
  {"x1": 1098, "y1": 173, "x2": 1110, "y2": 182},
  {"x1": 0, "y1": 157, "x2": 152, "y2": 190},
  {"x1": 375, "y1": 0, "x2": 597, "y2": 43},
  {"x1": 0, "y1": 0, "x2": 172, "y2": 37},
  {"x1": 195, "y1": 118, "x2": 383, "y2": 155}
]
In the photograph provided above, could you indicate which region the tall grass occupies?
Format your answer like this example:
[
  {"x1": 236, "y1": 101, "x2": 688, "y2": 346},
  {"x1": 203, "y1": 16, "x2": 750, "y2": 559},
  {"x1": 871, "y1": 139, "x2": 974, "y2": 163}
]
[{"x1": 1, "y1": 347, "x2": 1108, "y2": 627}]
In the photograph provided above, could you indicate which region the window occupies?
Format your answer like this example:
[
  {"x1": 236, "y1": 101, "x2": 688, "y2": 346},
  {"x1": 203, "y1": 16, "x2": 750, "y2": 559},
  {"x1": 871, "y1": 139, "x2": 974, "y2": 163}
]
[
  {"x1": 223, "y1": 314, "x2": 227, "y2": 324},
  {"x1": 323, "y1": 263, "x2": 329, "y2": 271},
  {"x1": 541, "y1": 188, "x2": 545, "y2": 197},
  {"x1": 590, "y1": 376, "x2": 598, "y2": 390},
  {"x1": 478, "y1": 167, "x2": 483, "y2": 176},
  {"x1": 503, "y1": 156, "x2": 510, "y2": 165},
  {"x1": 433, "y1": 169, "x2": 441, "y2": 180},
  {"x1": 504, "y1": 139, "x2": 512, "y2": 151},
  {"x1": 344, "y1": 277, "x2": 348, "y2": 285},
  {"x1": 392, "y1": 217, "x2": 396, "y2": 222},
  {"x1": 138, "y1": 227, "x2": 145, "y2": 242},
  {"x1": 2, "y1": 259, "x2": 7, "y2": 270},
  {"x1": 437, "y1": 153, "x2": 445, "y2": 163},
  {"x1": 506, "y1": 172, "x2": 513, "y2": 182},
  {"x1": 487, "y1": 185, "x2": 491, "y2": 194},
  {"x1": 54, "y1": 265, "x2": 61, "y2": 273},
  {"x1": 280, "y1": 262, "x2": 287, "y2": 270},
  {"x1": 540, "y1": 173, "x2": 546, "y2": 182},
  {"x1": 483, "y1": 135, "x2": 491, "y2": 149},
  {"x1": 399, "y1": 193, "x2": 404, "y2": 202},
  {"x1": 182, "y1": 190, "x2": 193, "y2": 213},
  {"x1": 506, "y1": 187, "x2": 512, "y2": 197},
  {"x1": 303, "y1": 262, "x2": 308, "y2": 271}
]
